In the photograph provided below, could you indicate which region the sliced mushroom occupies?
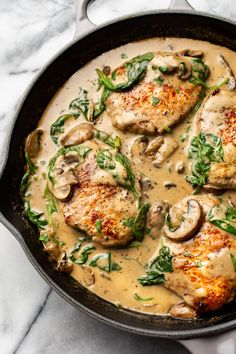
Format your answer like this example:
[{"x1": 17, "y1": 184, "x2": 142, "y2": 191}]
[
  {"x1": 228, "y1": 196, "x2": 236, "y2": 208},
  {"x1": 100, "y1": 272, "x2": 111, "y2": 281},
  {"x1": 164, "y1": 181, "x2": 177, "y2": 189},
  {"x1": 60, "y1": 123, "x2": 94, "y2": 147},
  {"x1": 82, "y1": 265, "x2": 95, "y2": 286},
  {"x1": 175, "y1": 161, "x2": 185, "y2": 174},
  {"x1": 25, "y1": 128, "x2": 43, "y2": 158},
  {"x1": 53, "y1": 168, "x2": 78, "y2": 201},
  {"x1": 53, "y1": 185, "x2": 72, "y2": 201},
  {"x1": 63, "y1": 153, "x2": 82, "y2": 165},
  {"x1": 163, "y1": 199, "x2": 203, "y2": 241},
  {"x1": 203, "y1": 184, "x2": 224, "y2": 195},
  {"x1": 152, "y1": 53, "x2": 180, "y2": 73},
  {"x1": 140, "y1": 175, "x2": 153, "y2": 191},
  {"x1": 130, "y1": 136, "x2": 149, "y2": 162},
  {"x1": 177, "y1": 50, "x2": 203, "y2": 58},
  {"x1": 102, "y1": 66, "x2": 111, "y2": 76},
  {"x1": 57, "y1": 252, "x2": 73, "y2": 274},
  {"x1": 43, "y1": 241, "x2": 60, "y2": 258},
  {"x1": 145, "y1": 136, "x2": 164, "y2": 156},
  {"x1": 218, "y1": 54, "x2": 236, "y2": 90},
  {"x1": 152, "y1": 53, "x2": 192, "y2": 79},
  {"x1": 153, "y1": 136, "x2": 178, "y2": 167},
  {"x1": 147, "y1": 201, "x2": 170, "y2": 238},
  {"x1": 169, "y1": 301, "x2": 197, "y2": 319},
  {"x1": 177, "y1": 57, "x2": 192, "y2": 80}
]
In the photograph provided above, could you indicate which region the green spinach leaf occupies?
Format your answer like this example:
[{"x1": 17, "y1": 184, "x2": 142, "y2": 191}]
[
  {"x1": 20, "y1": 152, "x2": 37, "y2": 197},
  {"x1": 115, "y1": 152, "x2": 139, "y2": 199},
  {"x1": 158, "y1": 66, "x2": 168, "y2": 74},
  {"x1": 126, "y1": 241, "x2": 141, "y2": 248},
  {"x1": 132, "y1": 203, "x2": 150, "y2": 241},
  {"x1": 94, "y1": 129, "x2": 121, "y2": 150},
  {"x1": 151, "y1": 97, "x2": 160, "y2": 106},
  {"x1": 96, "y1": 52, "x2": 154, "y2": 92},
  {"x1": 121, "y1": 204, "x2": 149, "y2": 241},
  {"x1": 47, "y1": 194, "x2": 58, "y2": 224},
  {"x1": 153, "y1": 76, "x2": 164, "y2": 85},
  {"x1": 189, "y1": 57, "x2": 229, "y2": 91},
  {"x1": 122, "y1": 217, "x2": 135, "y2": 227},
  {"x1": 165, "y1": 213, "x2": 178, "y2": 232},
  {"x1": 39, "y1": 233, "x2": 49, "y2": 243},
  {"x1": 111, "y1": 262, "x2": 122, "y2": 271},
  {"x1": 24, "y1": 201, "x2": 48, "y2": 229},
  {"x1": 89, "y1": 252, "x2": 111, "y2": 272},
  {"x1": 138, "y1": 271, "x2": 165, "y2": 286},
  {"x1": 69, "y1": 87, "x2": 92, "y2": 120},
  {"x1": 50, "y1": 113, "x2": 79, "y2": 144},
  {"x1": 48, "y1": 145, "x2": 91, "y2": 184},
  {"x1": 208, "y1": 204, "x2": 236, "y2": 235},
  {"x1": 186, "y1": 133, "x2": 224, "y2": 192},
  {"x1": 230, "y1": 254, "x2": 236, "y2": 271},
  {"x1": 70, "y1": 244, "x2": 96, "y2": 265},
  {"x1": 133, "y1": 293, "x2": 153, "y2": 301},
  {"x1": 93, "y1": 87, "x2": 110, "y2": 119},
  {"x1": 149, "y1": 246, "x2": 173, "y2": 273},
  {"x1": 71, "y1": 242, "x2": 82, "y2": 254},
  {"x1": 96, "y1": 149, "x2": 116, "y2": 170},
  {"x1": 226, "y1": 208, "x2": 236, "y2": 222},
  {"x1": 95, "y1": 219, "x2": 103, "y2": 234},
  {"x1": 138, "y1": 245, "x2": 172, "y2": 286}
]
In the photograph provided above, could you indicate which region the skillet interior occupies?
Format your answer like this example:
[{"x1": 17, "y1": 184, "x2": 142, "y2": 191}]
[{"x1": 1, "y1": 11, "x2": 236, "y2": 338}]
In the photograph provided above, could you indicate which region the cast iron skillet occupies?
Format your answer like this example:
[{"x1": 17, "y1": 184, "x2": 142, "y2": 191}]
[{"x1": 1, "y1": 0, "x2": 236, "y2": 340}]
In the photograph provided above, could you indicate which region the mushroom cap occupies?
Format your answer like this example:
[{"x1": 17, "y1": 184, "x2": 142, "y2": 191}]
[
  {"x1": 148, "y1": 201, "x2": 170, "y2": 228},
  {"x1": 177, "y1": 49, "x2": 203, "y2": 58},
  {"x1": 130, "y1": 136, "x2": 148, "y2": 158},
  {"x1": 163, "y1": 199, "x2": 203, "y2": 242},
  {"x1": 218, "y1": 54, "x2": 236, "y2": 91},
  {"x1": 25, "y1": 128, "x2": 43, "y2": 158},
  {"x1": 53, "y1": 169, "x2": 78, "y2": 201},
  {"x1": 53, "y1": 184, "x2": 72, "y2": 202},
  {"x1": 203, "y1": 184, "x2": 224, "y2": 195},
  {"x1": 57, "y1": 252, "x2": 73, "y2": 274},
  {"x1": 177, "y1": 57, "x2": 192, "y2": 80},
  {"x1": 60, "y1": 123, "x2": 94, "y2": 147},
  {"x1": 145, "y1": 136, "x2": 164, "y2": 156},
  {"x1": 169, "y1": 301, "x2": 197, "y2": 319},
  {"x1": 82, "y1": 265, "x2": 95, "y2": 286}
]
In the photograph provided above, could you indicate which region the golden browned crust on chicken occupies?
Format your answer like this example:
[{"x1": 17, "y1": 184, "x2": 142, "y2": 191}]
[
  {"x1": 166, "y1": 223, "x2": 234, "y2": 312},
  {"x1": 106, "y1": 52, "x2": 202, "y2": 135},
  {"x1": 192, "y1": 89, "x2": 236, "y2": 190},
  {"x1": 60, "y1": 141, "x2": 140, "y2": 247},
  {"x1": 107, "y1": 82, "x2": 201, "y2": 135},
  {"x1": 221, "y1": 108, "x2": 236, "y2": 145},
  {"x1": 163, "y1": 194, "x2": 236, "y2": 313},
  {"x1": 62, "y1": 168, "x2": 136, "y2": 247}
]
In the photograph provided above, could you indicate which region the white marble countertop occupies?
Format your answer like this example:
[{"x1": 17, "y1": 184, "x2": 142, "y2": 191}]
[{"x1": 1, "y1": 1, "x2": 236, "y2": 353}]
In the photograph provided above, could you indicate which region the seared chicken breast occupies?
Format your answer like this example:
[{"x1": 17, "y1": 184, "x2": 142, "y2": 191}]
[
  {"x1": 106, "y1": 52, "x2": 203, "y2": 135},
  {"x1": 162, "y1": 194, "x2": 236, "y2": 313},
  {"x1": 50, "y1": 140, "x2": 141, "y2": 247},
  {"x1": 192, "y1": 89, "x2": 236, "y2": 190}
]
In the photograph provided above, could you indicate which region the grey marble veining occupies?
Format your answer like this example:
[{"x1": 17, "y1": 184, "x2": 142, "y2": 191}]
[
  {"x1": 0, "y1": 1, "x2": 236, "y2": 353},
  {"x1": 16, "y1": 292, "x2": 189, "y2": 354}
]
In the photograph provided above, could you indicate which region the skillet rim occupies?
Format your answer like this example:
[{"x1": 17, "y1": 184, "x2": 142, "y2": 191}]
[{"x1": 1, "y1": 9, "x2": 236, "y2": 339}]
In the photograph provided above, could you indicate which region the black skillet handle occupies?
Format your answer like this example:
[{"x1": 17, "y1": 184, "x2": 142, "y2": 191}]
[{"x1": 74, "y1": 0, "x2": 195, "y2": 38}]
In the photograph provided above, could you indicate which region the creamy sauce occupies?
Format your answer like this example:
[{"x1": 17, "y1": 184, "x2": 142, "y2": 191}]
[{"x1": 26, "y1": 37, "x2": 236, "y2": 315}]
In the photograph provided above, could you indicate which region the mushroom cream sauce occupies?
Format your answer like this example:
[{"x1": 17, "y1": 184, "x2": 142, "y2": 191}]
[{"x1": 25, "y1": 37, "x2": 236, "y2": 315}]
